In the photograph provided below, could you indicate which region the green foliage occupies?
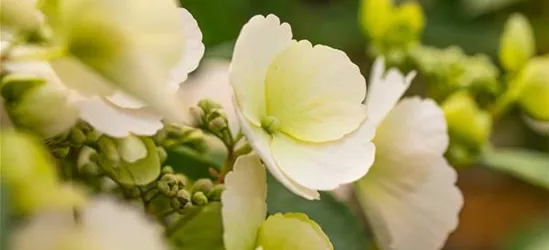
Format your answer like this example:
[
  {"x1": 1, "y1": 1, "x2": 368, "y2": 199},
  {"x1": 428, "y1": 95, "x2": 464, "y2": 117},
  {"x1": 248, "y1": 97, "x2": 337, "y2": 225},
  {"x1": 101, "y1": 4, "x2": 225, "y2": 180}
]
[
  {"x1": 168, "y1": 202, "x2": 224, "y2": 250},
  {"x1": 266, "y1": 174, "x2": 372, "y2": 250},
  {"x1": 482, "y1": 147, "x2": 549, "y2": 190}
]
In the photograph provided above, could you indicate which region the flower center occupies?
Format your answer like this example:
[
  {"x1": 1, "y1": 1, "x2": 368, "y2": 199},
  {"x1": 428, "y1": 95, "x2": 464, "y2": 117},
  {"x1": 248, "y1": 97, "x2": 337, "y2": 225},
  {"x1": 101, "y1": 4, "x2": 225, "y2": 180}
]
[{"x1": 261, "y1": 116, "x2": 280, "y2": 135}]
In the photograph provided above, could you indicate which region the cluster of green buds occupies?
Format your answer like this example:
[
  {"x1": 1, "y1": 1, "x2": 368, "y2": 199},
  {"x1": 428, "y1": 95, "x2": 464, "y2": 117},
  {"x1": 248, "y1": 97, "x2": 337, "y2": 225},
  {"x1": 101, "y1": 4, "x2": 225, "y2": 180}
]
[
  {"x1": 360, "y1": 0, "x2": 425, "y2": 64},
  {"x1": 410, "y1": 45, "x2": 499, "y2": 101},
  {"x1": 156, "y1": 167, "x2": 224, "y2": 214},
  {"x1": 191, "y1": 98, "x2": 233, "y2": 147},
  {"x1": 155, "y1": 123, "x2": 207, "y2": 152}
]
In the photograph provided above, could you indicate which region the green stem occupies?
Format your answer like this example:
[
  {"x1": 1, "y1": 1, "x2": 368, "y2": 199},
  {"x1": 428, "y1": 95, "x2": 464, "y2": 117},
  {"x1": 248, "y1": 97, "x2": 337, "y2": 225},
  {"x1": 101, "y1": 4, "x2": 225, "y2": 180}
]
[{"x1": 489, "y1": 89, "x2": 518, "y2": 120}]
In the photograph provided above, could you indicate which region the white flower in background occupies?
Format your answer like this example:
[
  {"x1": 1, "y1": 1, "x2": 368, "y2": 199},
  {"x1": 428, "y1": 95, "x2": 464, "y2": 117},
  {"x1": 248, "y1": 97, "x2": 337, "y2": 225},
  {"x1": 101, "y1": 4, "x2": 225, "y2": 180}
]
[
  {"x1": 230, "y1": 14, "x2": 376, "y2": 200},
  {"x1": 179, "y1": 59, "x2": 239, "y2": 136},
  {"x1": 10, "y1": 197, "x2": 167, "y2": 250},
  {"x1": 1, "y1": 7, "x2": 204, "y2": 137},
  {"x1": 355, "y1": 57, "x2": 463, "y2": 250},
  {"x1": 222, "y1": 154, "x2": 333, "y2": 250}
]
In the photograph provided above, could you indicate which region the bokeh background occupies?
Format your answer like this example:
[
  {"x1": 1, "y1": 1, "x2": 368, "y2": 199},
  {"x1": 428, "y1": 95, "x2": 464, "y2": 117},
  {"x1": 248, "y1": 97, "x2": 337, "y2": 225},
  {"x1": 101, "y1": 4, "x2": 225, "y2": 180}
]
[{"x1": 179, "y1": 0, "x2": 549, "y2": 249}]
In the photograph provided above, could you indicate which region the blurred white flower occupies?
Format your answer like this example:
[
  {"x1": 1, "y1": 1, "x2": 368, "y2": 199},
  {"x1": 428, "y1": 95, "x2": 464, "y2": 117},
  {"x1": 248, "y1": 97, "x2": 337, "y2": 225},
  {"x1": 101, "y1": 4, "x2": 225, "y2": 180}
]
[
  {"x1": 10, "y1": 197, "x2": 167, "y2": 250},
  {"x1": 523, "y1": 115, "x2": 549, "y2": 135},
  {"x1": 178, "y1": 59, "x2": 239, "y2": 136},
  {"x1": 1, "y1": 8, "x2": 204, "y2": 137},
  {"x1": 355, "y1": 57, "x2": 463, "y2": 250},
  {"x1": 230, "y1": 14, "x2": 375, "y2": 200},
  {"x1": 222, "y1": 154, "x2": 333, "y2": 250}
]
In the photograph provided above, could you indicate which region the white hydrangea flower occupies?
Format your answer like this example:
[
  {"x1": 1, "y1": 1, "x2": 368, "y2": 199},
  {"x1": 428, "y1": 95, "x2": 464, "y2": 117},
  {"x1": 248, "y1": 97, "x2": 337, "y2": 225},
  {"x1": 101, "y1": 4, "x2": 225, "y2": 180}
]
[
  {"x1": 222, "y1": 154, "x2": 333, "y2": 250},
  {"x1": 1, "y1": 8, "x2": 204, "y2": 137},
  {"x1": 230, "y1": 14, "x2": 376, "y2": 200},
  {"x1": 355, "y1": 57, "x2": 464, "y2": 250},
  {"x1": 10, "y1": 197, "x2": 168, "y2": 250}
]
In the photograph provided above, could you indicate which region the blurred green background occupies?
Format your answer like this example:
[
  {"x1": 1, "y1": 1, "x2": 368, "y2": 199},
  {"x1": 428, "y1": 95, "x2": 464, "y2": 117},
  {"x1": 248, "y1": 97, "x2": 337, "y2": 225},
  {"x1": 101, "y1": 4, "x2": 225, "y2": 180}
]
[{"x1": 179, "y1": 0, "x2": 549, "y2": 249}]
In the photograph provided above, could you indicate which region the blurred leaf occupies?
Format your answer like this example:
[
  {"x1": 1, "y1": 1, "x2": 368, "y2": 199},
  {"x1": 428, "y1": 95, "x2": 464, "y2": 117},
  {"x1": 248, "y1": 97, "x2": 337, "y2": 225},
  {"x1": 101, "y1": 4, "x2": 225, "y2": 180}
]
[
  {"x1": 502, "y1": 218, "x2": 549, "y2": 250},
  {"x1": 266, "y1": 174, "x2": 372, "y2": 250},
  {"x1": 482, "y1": 148, "x2": 549, "y2": 189},
  {"x1": 462, "y1": 0, "x2": 527, "y2": 17},
  {"x1": 168, "y1": 202, "x2": 224, "y2": 250},
  {"x1": 1, "y1": 185, "x2": 11, "y2": 250}
]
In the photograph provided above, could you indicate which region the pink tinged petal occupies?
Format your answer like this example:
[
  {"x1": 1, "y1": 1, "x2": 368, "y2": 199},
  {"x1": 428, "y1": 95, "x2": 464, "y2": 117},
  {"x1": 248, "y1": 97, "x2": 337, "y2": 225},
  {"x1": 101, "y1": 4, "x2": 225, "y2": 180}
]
[
  {"x1": 270, "y1": 120, "x2": 376, "y2": 190},
  {"x1": 236, "y1": 105, "x2": 320, "y2": 200},
  {"x1": 222, "y1": 154, "x2": 267, "y2": 250},
  {"x1": 168, "y1": 8, "x2": 205, "y2": 86},
  {"x1": 365, "y1": 57, "x2": 416, "y2": 126},
  {"x1": 265, "y1": 40, "x2": 367, "y2": 142},
  {"x1": 230, "y1": 14, "x2": 294, "y2": 125},
  {"x1": 77, "y1": 97, "x2": 163, "y2": 138}
]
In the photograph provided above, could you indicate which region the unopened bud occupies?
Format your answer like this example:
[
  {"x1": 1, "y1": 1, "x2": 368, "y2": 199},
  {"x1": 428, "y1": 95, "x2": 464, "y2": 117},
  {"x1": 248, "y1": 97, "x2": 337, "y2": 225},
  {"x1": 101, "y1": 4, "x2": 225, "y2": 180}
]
[
  {"x1": 189, "y1": 106, "x2": 204, "y2": 124},
  {"x1": 171, "y1": 189, "x2": 191, "y2": 212},
  {"x1": 51, "y1": 147, "x2": 70, "y2": 158},
  {"x1": 161, "y1": 165, "x2": 174, "y2": 175},
  {"x1": 97, "y1": 137, "x2": 120, "y2": 164},
  {"x1": 1, "y1": 76, "x2": 78, "y2": 138},
  {"x1": 442, "y1": 92, "x2": 492, "y2": 148},
  {"x1": 207, "y1": 184, "x2": 225, "y2": 201},
  {"x1": 191, "y1": 178, "x2": 214, "y2": 194},
  {"x1": 175, "y1": 174, "x2": 188, "y2": 188},
  {"x1": 70, "y1": 128, "x2": 87, "y2": 145},
  {"x1": 192, "y1": 191, "x2": 208, "y2": 206},
  {"x1": 198, "y1": 99, "x2": 222, "y2": 113},
  {"x1": 208, "y1": 117, "x2": 228, "y2": 133},
  {"x1": 156, "y1": 147, "x2": 167, "y2": 164},
  {"x1": 157, "y1": 174, "x2": 179, "y2": 197},
  {"x1": 499, "y1": 13, "x2": 535, "y2": 72},
  {"x1": 516, "y1": 57, "x2": 549, "y2": 121},
  {"x1": 118, "y1": 135, "x2": 147, "y2": 163}
]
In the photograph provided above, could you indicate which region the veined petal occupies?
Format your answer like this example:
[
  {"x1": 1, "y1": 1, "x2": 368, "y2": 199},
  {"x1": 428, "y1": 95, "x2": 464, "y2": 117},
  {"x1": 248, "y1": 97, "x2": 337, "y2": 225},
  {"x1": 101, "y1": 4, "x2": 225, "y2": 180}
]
[
  {"x1": 266, "y1": 40, "x2": 367, "y2": 142},
  {"x1": 258, "y1": 213, "x2": 333, "y2": 250},
  {"x1": 230, "y1": 14, "x2": 294, "y2": 125},
  {"x1": 365, "y1": 57, "x2": 416, "y2": 126},
  {"x1": 236, "y1": 105, "x2": 320, "y2": 200},
  {"x1": 222, "y1": 154, "x2": 267, "y2": 250},
  {"x1": 168, "y1": 8, "x2": 205, "y2": 85},
  {"x1": 270, "y1": 120, "x2": 376, "y2": 190},
  {"x1": 356, "y1": 157, "x2": 462, "y2": 250},
  {"x1": 76, "y1": 97, "x2": 163, "y2": 138}
]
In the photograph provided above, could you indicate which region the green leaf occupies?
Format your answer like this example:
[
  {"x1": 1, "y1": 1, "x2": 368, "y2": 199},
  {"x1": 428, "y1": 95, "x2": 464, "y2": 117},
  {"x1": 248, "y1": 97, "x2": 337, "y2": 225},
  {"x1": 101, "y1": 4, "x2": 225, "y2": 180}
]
[
  {"x1": 482, "y1": 148, "x2": 549, "y2": 190},
  {"x1": 168, "y1": 202, "x2": 224, "y2": 250},
  {"x1": 98, "y1": 137, "x2": 161, "y2": 186},
  {"x1": 266, "y1": 174, "x2": 372, "y2": 250}
]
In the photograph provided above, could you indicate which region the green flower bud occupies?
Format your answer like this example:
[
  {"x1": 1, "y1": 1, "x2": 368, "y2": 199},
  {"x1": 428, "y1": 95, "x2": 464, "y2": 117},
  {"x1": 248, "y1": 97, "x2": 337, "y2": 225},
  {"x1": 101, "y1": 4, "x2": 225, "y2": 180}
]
[
  {"x1": 158, "y1": 174, "x2": 179, "y2": 197},
  {"x1": 1, "y1": 77, "x2": 79, "y2": 138},
  {"x1": 51, "y1": 147, "x2": 70, "y2": 159},
  {"x1": 499, "y1": 13, "x2": 535, "y2": 72},
  {"x1": 77, "y1": 146, "x2": 100, "y2": 176},
  {"x1": 208, "y1": 117, "x2": 228, "y2": 133},
  {"x1": 442, "y1": 92, "x2": 492, "y2": 148},
  {"x1": 97, "y1": 137, "x2": 120, "y2": 164},
  {"x1": 207, "y1": 184, "x2": 225, "y2": 201},
  {"x1": 189, "y1": 106, "x2": 205, "y2": 124},
  {"x1": 156, "y1": 147, "x2": 168, "y2": 164},
  {"x1": 118, "y1": 135, "x2": 148, "y2": 163},
  {"x1": 191, "y1": 178, "x2": 214, "y2": 195},
  {"x1": 175, "y1": 174, "x2": 188, "y2": 188},
  {"x1": 198, "y1": 99, "x2": 222, "y2": 114},
  {"x1": 360, "y1": 0, "x2": 393, "y2": 40},
  {"x1": 69, "y1": 127, "x2": 87, "y2": 145},
  {"x1": 161, "y1": 165, "x2": 174, "y2": 175},
  {"x1": 192, "y1": 191, "x2": 208, "y2": 206},
  {"x1": 515, "y1": 56, "x2": 549, "y2": 121},
  {"x1": 171, "y1": 189, "x2": 191, "y2": 212}
]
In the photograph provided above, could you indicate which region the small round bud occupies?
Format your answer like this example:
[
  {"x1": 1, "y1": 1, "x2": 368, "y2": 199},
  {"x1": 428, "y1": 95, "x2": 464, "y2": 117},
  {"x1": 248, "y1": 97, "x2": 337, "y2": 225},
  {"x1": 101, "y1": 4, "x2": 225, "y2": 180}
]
[
  {"x1": 97, "y1": 137, "x2": 120, "y2": 164},
  {"x1": 69, "y1": 128, "x2": 87, "y2": 145},
  {"x1": 207, "y1": 184, "x2": 225, "y2": 201},
  {"x1": 157, "y1": 174, "x2": 179, "y2": 196},
  {"x1": 51, "y1": 147, "x2": 70, "y2": 158},
  {"x1": 156, "y1": 147, "x2": 168, "y2": 164},
  {"x1": 86, "y1": 129, "x2": 102, "y2": 144},
  {"x1": 192, "y1": 192, "x2": 208, "y2": 206},
  {"x1": 171, "y1": 189, "x2": 191, "y2": 212},
  {"x1": 189, "y1": 106, "x2": 205, "y2": 124},
  {"x1": 161, "y1": 166, "x2": 174, "y2": 175},
  {"x1": 191, "y1": 178, "x2": 214, "y2": 194},
  {"x1": 208, "y1": 117, "x2": 228, "y2": 133},
  {"x1": 198, "y1": 99, "x2": 222, "y2": 113}
]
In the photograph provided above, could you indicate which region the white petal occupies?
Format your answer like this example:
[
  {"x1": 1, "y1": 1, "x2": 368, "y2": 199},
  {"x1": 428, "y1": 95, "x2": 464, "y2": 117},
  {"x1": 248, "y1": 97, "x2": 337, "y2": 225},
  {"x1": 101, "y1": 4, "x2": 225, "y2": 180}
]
[
  {"x1": 222, "y1": 154, "x2": 267, "y2": 250},
  {"x1": 523, "y1": 115, "x2": 549, "y2": 135},
  {"x1": 10, "y1": 212, "x2": 75, "y2": 250},
  {"x1": 265, "y1": 40, "x2": 367, "y2": 142},
  {"x1": 179, "y1": 60, "x2": 239, "y2": 136},
  {"x1": 270, "y1": 121, "x2": 376, "y2": 190},
  {"x1": 77, "y1": 97, "x2": 163, "y2": 138},
  {"x1": 356, "y1": 158, "x2": 462, "y2": 250},
  {"x1": 106, "y1": 91, "x2": 147, "y2": 109},
  {"x1": 230, "y1": 14, "x2": 294, "y2": 125},
  {"x1": 82, "y1": 197, "x2": 168, "y2": 250},
  {"x1": 50, "y1": 57, "x2": 115, "y2": 97},
  {"x1": 168, "y1": 8, "x2": 205, "y2": 85},
  {"x1": 356, "y1": 97, "x2": 462, "y2": 250},
  {"x1": 236, "y1": 105, "x2": 320, "y2": 200},
  {"x1": 365, "y1": 57, "x2": 416, "y2": 126}
]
